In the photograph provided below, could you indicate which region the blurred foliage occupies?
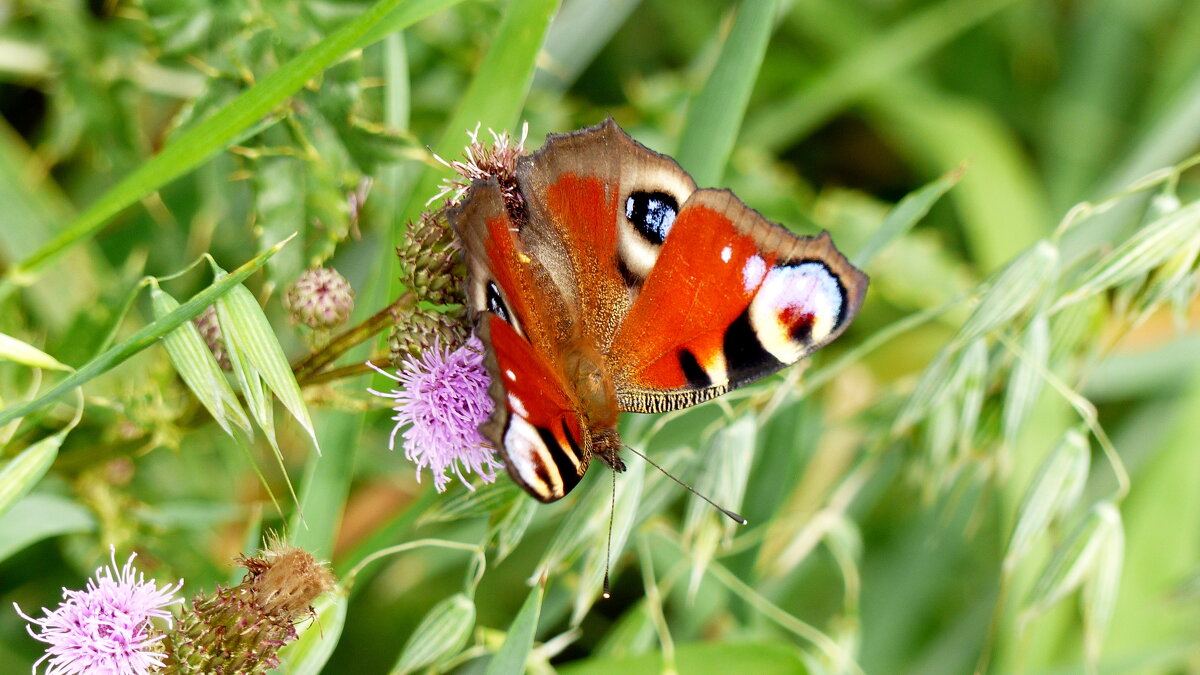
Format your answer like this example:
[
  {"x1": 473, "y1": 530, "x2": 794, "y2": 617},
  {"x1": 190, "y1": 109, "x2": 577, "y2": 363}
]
[{"x1": 2, "y1": 0, "x2": 1200, "y2": 673}]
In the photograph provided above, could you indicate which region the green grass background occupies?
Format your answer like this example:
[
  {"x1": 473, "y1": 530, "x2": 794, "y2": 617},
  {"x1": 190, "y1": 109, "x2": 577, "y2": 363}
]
[{"x1": 1, "y1": 0, "x2": 1199, "y2": 672}]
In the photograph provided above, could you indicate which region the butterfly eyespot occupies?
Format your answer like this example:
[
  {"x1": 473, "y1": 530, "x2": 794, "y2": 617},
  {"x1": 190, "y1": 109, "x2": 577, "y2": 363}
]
[
  {"x1": 486, "y1": 281, "x2": 510, "y2": 322},
  {"x1": 625, "y1": 191, "x2": 679, "y2": 245}
]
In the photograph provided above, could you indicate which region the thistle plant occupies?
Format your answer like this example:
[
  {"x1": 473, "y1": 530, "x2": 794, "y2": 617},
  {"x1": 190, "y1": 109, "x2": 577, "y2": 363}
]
[
  {"x1": 158, "y1": 541, "x2": 335, "y2": 675},
  {"x1": 369, "y1": 336, "x2": 501, "y2": 492},
  {"x1": 14, "y1": 549, "x2": 183, "y2": 675}
]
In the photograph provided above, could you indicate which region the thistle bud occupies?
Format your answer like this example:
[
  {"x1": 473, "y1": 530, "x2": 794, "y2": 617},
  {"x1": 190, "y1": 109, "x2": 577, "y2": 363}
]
[
  {"x1": 159, "y1": 542, "x2": 335, "y2": 675},
  {"x1": 193, "y1": 305, "x2": 231, "y2": 371},
  {"x1": 284, "y1": 267, "x2": 355, "y2": 330}
]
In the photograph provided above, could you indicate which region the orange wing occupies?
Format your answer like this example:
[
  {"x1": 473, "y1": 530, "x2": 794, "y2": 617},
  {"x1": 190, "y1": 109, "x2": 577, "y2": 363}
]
[
  {"x1": 448, "y1": 181, "x2": 587, "y2": 502},
  {"x1": 608, "y1": 191, "x2": 868, "y2": 413}
]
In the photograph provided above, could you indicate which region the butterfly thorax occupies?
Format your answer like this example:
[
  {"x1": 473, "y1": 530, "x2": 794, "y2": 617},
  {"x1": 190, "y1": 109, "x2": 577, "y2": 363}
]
[{"x1": 560, "y1": 341, "x2": 625, "y2": 472}]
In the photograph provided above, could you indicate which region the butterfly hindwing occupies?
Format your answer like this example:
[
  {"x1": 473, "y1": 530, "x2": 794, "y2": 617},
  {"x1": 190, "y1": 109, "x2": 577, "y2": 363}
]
[
  {"x1": 477, "y1": 315, "x2": 586, "y2": 502},
  {"x1": 449, "y1": 180, "x2": 586, "y2": 502}
]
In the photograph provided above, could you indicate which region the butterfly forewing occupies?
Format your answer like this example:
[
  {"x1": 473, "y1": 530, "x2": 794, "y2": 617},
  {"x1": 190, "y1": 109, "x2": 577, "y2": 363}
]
[{"x1": 611, "y1": 188, "x2": 868, "y2": 413}]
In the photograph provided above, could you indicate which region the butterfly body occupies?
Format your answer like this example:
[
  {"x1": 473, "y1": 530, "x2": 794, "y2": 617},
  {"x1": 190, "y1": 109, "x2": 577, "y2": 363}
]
[{"x1": 448, "y1": 119, "x2": 867, "y2": 503}]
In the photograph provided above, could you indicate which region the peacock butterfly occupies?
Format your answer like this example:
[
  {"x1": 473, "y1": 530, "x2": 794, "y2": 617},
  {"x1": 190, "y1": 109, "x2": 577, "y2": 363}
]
[{"x1": 447, "y1": 119, "x2": 867, "y2": 503}]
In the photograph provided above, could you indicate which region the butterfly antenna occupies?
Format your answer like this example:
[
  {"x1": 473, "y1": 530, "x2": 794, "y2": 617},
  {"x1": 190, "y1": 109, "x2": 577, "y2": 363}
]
[
  {"x1": 622, "y1": 444, "x2": 747, "y2": 525},
  {"x1": 603, "y1": 468, "x2": 615, "y2": 599}
]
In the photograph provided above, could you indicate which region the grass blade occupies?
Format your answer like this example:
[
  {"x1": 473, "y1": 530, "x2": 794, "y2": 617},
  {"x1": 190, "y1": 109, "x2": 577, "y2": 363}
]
[
  {"x1": 0, "y1": 238, "x2": 290, "y2": 427},
  {"x1": 486, "y1": 582, "x2": 544, "y2": 675},
  {"x1": 0, "y1": 333, "x2": 70, "y2": 372},
  {"x1": 391, "y1": 0, "x2": 560, "y2": 255},
  {"x1": 0, "y1": 431, "x2": 63, "y2": 517},
  {"x1": 675, "y1": 0, "x2": 778, "y2": 187},
  {"x1": 0, "y1": 0, "x2": 462, "y2": 301},
  {"x1": 746, "y1": 0, "x2": 1021, "y2": 152},
  {"x1": 853, "y1": 166, "x2": 963, "y2": 268},
  {"x1": 390, "y1": 593, "x2": 476, "y2": 674}
]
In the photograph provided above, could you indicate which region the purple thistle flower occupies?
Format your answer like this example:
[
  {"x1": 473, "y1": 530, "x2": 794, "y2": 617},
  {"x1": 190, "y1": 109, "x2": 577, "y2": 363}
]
[
  {"x1": 368, "y1": 336, "x2": 503, "y2": 492},
  {"x1": 14, "y1": 548, "x2": 184, "y2": 675}
]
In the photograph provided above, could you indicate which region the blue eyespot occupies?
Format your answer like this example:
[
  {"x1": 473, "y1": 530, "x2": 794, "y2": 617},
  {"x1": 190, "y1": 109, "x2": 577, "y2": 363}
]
[{"x1": 625, "y1": 191, "x2": 679, "y2": 245}]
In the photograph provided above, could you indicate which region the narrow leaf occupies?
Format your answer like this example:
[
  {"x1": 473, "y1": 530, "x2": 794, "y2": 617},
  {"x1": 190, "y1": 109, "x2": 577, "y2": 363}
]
[
  {"x1": 676, "y1": 0, "x2": 778, "y2": 186},
  {"x1": 0, "y1": 333, "x2": 70, "y2": 371},
  {"x1": 1, "y1": 0, "x2": 463, "y2": 298},
  {"x1": 390, "y1": 593, "x2": 476, "y2": 675},
  {"x1": 392, "y1": 0, "x2": 560, "y2": 255},
  {"x1": 494, "y1": 496, "x2": 538, "y2": 563},
  {"x1": 0, "y1": 239, "x2": 289, "y2": 427},
  {"x1": 420, "y1": 480, "x2": 521, "y2": 525},
  {"x1": 854, "y1": 165, "x2": 964, "y2": 268},
  {"x1": 486, "y1": 583, "x2": 544, "y2": 675},
  {"x1": 0, "y1": 431, "x2": 63, "y2": 517}
]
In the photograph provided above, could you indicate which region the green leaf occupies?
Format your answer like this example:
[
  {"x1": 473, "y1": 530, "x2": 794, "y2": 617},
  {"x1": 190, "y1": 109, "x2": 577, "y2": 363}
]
[
  {"x1": 676, "y1": 0, "x2": 778, "y2": 187},
  {"x1": 278, "y1": 587, "x2": 348, "y2": 675},
  {"x1": 486, "y1": 583, "x2": 544, "y2": 675},
  {"x1": 0, "y1": 333, "x2": 70, "y2": 371},
  {"x1": 420, "y1": 479, "x2": 522, "y2": 525},
  {"x1": 0, "y1": 431, "x2": 63, "y2": 517},
  {"x1": 150, "y1": 287, "x2": 251, "y2": 438},
  {"x1": 291, "y1": 410, "x2": 363, "y2": 560},
  {"x1": 853, "y1": 166, "x2": 963, "y2": 268},
  {"x1": 494, "y1": 496, "x2": 538, "y2": 563},
  {"x1": 0, "y1": 0, "x2": 463, "y2": 301},
  {"x1": 0, "y1": 493, "x2": 95, "y2": 563},
  {"x1": 392, "y1": 0, "x2": 560, "y2": 255},
  {"x1": 390, "y1": 593, "x2": 476, "y2": 674},
  {"x1": 0, "y1": 239, "x2": 290, "y2": 427},
  {"x1": 747, "y1": 0, "x2": 1021, "y2": 152}
]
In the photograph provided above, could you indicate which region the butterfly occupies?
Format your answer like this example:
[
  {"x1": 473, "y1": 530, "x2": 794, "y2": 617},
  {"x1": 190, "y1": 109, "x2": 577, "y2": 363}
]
[{"x1": 448, "y1": 119, "x2": 867, "y2": 503}]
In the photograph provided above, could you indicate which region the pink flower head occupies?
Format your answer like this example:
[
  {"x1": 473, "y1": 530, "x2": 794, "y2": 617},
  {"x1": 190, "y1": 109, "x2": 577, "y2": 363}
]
[
  {"x1": 368, "y1": 336, "x2": 502, "y2": 492},
  {"x1": 14, "y1": 548, "x2": 184, "y2": 675},
  {"x1": 429, "y1": 122, "x2": 529, "y2": 207}
]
